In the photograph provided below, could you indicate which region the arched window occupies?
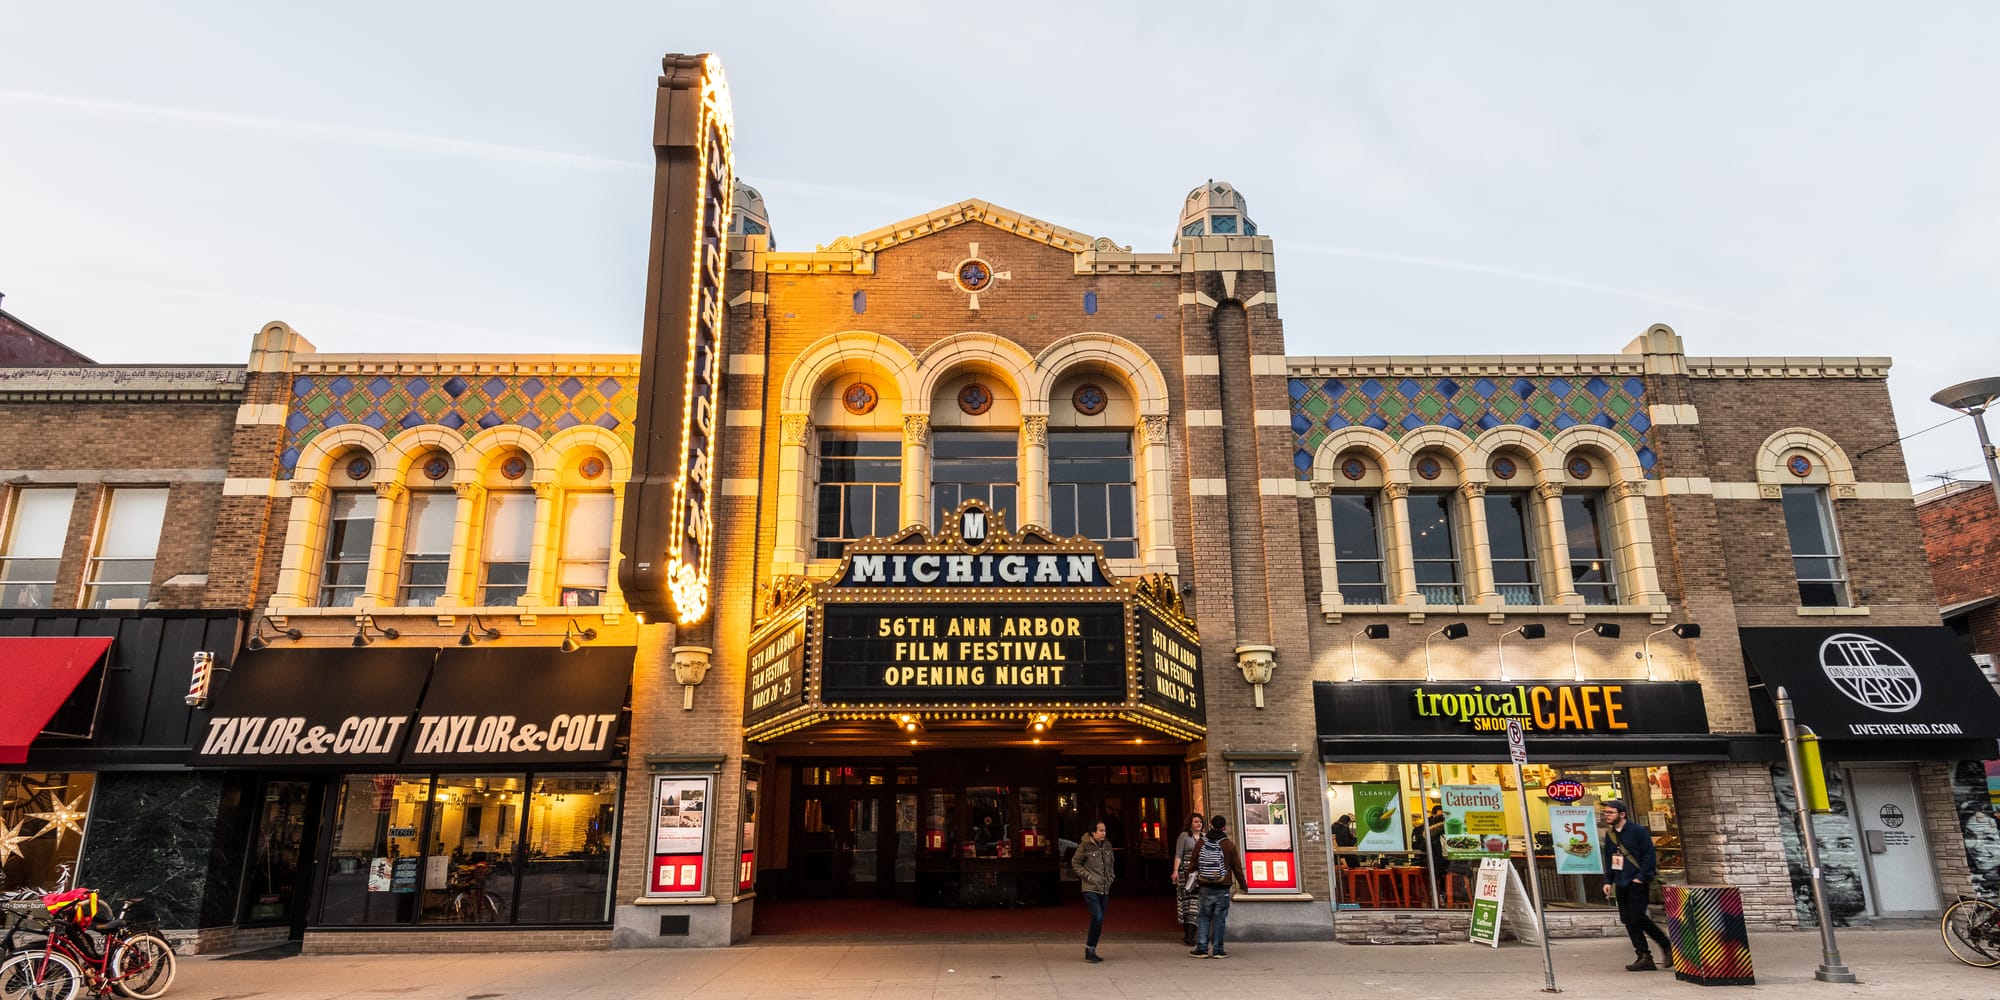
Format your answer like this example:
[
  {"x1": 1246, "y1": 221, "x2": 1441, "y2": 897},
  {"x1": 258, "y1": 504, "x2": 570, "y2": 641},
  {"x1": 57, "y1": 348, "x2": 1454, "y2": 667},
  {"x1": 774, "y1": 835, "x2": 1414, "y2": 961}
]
[
  {"x1": 557, "y1": 451, "x2": 616, "y2": 607},
  {"x1": 318, "y1": 450, "x2": 379, "y2": 607},
  {"x1": 480, "y1": 451, "x2": 536, "y2": 607},
  {"x1": 928, "y1": 370, "x2": 1020, "y2": 530},
  {"x1": 1048, "y1": 371, "x2": 1138, "y2": 558},
  {"x1": 397, "y1": 451, "x2": 456, "y2": 607},
  {"x1": 1324, "y1": 449, "x2": 1391, "y2": 605},
  {"x1": 1559, "y1": 449, "x2": 1619, "y2": 605},
  {"x1": 1406, "y1": 449, "x2": 1465, "y2": 605}
]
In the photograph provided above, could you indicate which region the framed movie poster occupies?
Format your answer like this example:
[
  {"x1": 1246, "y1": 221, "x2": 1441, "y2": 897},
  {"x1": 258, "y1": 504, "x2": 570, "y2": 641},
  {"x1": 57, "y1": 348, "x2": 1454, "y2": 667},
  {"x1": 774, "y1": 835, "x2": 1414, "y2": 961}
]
[
  {"x1": 738, "y1": 774, "x2": 759, "y2": 894},
  {"x1": 648, "y1": 774, "x2": 713, "y2": 896},
  {"x1": 1236, "y1": 772, "x2": 1300, "y2": 892}
]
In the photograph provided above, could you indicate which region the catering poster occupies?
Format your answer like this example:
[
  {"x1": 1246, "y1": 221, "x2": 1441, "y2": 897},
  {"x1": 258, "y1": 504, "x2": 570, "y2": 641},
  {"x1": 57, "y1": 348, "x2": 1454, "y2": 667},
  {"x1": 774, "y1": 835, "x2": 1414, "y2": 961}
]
[
  {"x1": 1550, "y1": 805, "x2": 1603, "y2": 875},
  {"x1": 649, "y1": 775, "x2": 712, "y2": 896},
  {"x1": 1440, "y1": 784, "x2": 1507, "y2": 859}
]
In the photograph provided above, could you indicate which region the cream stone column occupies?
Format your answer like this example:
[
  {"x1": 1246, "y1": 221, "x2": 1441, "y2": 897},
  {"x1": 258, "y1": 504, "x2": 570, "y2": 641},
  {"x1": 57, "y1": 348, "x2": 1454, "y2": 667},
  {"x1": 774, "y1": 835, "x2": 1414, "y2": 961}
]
[
  {"x1": 901, "y1": 414, "x2": 931, "y2": 531},
  {"x1": 360, "y1": 481, "x2": 406, "y2": 607},
  {"x1": 604, "y1": 483, "x2": 629, "y2": 611},
  {"x1": 440, "y1": 482, "x2": 485, "y2": 607},
  {"x1": 1383, "y1": 482, "x2": 1420, "y2": 605},
  {"x1": 1139, "y1": 415, "x2": 1174, "y2": 569},
  {"x1": 774, "y1": 413, "x2": 811, "y2": 570},
  {"x1": 270, "y1": 480, "x2": 327, "y2": 609},
  {"x1": 1459, "y1": 480, "x2": 1499, "y2": 606},
  {"x1": 1020, "y1": 415, "x2": 1048, "y2": 530},
  {"x1": 1312, "y1": 481, "x2": 1340, "y2": 616},
  {"x1": 1536, "y1": 481, "x2": 1580, "y2": 605},
  {"x1": 526, "y1": 480, "x2": 561, "y2": 606},
  {"x1": 1610, "y1": 479, "x2": 1667, "y2": 604}
]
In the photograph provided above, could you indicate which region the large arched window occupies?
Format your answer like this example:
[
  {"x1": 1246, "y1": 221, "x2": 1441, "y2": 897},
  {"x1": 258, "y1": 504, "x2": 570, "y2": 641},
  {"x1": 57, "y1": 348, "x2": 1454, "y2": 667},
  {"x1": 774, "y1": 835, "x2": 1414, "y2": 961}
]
[
  {"x1": 479, "y1": 450, "x2": 536, "y2": 607},
  {"x1": 927, "y1": 368, "x2": 1021, "y2": 530},
  {"x1": 1047, "y1": 370, "x2": 1138, "y2": 558},
  {"x1": 556, "y1": 450, "x2": 617, "y2": 607},
  {"x1": 396, "y1": 451, "x2": 456, "y2": 607},
  {"x1": 318, "y1": 450, "x2": 379, "y2": 607}
]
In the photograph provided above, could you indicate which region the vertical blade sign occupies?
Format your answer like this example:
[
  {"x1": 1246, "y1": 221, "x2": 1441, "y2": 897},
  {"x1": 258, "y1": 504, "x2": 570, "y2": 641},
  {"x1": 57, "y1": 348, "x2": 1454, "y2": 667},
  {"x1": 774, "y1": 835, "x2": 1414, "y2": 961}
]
[{"x1": 621, "y1": 53, "x2": 734, "y2": 626}]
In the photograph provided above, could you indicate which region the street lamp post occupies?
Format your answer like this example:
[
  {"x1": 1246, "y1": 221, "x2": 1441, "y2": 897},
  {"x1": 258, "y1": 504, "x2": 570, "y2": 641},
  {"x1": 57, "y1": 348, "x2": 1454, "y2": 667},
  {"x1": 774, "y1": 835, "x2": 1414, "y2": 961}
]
[{"x1": 1930, "y1": 376, "x2": 2000, "y2": 508}]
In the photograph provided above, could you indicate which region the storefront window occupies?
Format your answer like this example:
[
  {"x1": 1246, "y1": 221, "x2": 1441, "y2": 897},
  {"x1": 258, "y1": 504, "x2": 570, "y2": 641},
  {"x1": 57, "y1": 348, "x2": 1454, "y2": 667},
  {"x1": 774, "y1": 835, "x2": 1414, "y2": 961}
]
[
  {"x1": 1325, "y1": 762, "x2": 1683, "y2": 911},
  {"x1": 0, "y1": 772, "x2": 93, "y2": 892},
  {"x1": 317, "y1": 770, "x2": 619, "y2": 927},
  {"x1": 319, "y1": 773, "x2": 430, "y2": 926},
  {"x1": 241, "y1": 780, "x2": 312, "y2": 923},
  {"x1": 515, "y1": 773, "x2": 616, "y2": 923}
]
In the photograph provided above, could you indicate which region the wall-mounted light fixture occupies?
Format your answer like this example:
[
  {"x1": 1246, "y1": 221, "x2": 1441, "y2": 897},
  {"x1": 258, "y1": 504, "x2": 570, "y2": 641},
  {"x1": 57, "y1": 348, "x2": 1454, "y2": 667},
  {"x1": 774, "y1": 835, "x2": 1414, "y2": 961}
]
[
  {"x1": 457, "y1": 615, "x2": 502, "y2": 646},
  {"x1": 1571, "y1": 622, "x2": 1622, "y2": 681},
  {"x1": 352, "y1": 615, "x2": 400, "y2": 648},
  {"x1": 671, "y1": 645, "x2": 711, "y2": 710},
  {"x1": 1639, "y1": 623, "x2": 1701, "y2": 681},
  {"x1": 895, "y1": 714, "x2": 923, "y2": 736},
  {"x1": 1349, "y1": 624, "x2": 1390, "y2": 681},
  {"x1": 1497, "y1": 623, "x2": 1546, "y2": 681},
  {"x1": 561, "y1": 621, "x2": 598, "y2": 654},
  {"x1": 1235, "y1": 644, "x2": 1278, "y2": 708},
  {"x1": 245, "y1": 616, "x2": 303, "y2": 651},
  {"x1": 1027, "y1": 713, "x2": 1054, "y2": 736},
  {"x1": 1423, "y1": 622, "x2": 1470, "y2": 681}
]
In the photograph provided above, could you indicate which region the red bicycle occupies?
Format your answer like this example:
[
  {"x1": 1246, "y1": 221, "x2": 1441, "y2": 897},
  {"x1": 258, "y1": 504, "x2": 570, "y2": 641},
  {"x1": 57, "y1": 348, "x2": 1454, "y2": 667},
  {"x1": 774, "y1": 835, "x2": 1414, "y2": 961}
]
[{"x1": 0, "y1": 889, "x2": 176, "y2": 1000}]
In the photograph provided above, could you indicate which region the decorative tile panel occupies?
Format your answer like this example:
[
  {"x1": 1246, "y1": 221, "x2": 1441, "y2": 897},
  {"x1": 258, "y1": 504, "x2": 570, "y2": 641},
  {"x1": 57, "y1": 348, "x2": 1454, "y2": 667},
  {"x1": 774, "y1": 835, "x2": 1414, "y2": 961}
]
[
  {"x1": 1289, "y1": 374, "x2": 1654, "y2": 478},
  {"x1": 280, "y1": 364, "x2": 636, "y2": 476}
]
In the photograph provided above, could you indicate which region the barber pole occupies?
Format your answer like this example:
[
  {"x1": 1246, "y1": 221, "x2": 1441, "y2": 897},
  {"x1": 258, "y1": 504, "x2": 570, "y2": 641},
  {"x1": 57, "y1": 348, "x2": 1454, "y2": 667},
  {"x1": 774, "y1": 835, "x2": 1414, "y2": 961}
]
[{"x1": 185, "y1": 651, "x2": 215, "y2": 708}]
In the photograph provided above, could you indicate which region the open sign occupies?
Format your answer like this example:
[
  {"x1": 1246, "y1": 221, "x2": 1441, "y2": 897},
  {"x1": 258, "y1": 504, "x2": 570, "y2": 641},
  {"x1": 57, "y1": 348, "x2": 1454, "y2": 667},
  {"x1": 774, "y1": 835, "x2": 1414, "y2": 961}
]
[{"x1": 1545, "y1": 778, "x2": 1587, "y2": 803}]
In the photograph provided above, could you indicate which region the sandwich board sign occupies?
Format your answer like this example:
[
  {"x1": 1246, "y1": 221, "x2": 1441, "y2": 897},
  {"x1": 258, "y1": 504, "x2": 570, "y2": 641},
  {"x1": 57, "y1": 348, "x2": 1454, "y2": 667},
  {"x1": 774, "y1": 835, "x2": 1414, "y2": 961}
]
[{"x1": 1469, "y1": 857, "x2": 1544, "y2": 947}]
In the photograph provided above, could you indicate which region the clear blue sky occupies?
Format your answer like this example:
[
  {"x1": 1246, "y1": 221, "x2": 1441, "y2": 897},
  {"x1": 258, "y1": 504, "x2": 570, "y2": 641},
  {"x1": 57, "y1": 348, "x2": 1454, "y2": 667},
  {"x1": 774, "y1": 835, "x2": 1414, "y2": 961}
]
[{"x1": 3, "y1": 3, "x2": 1996, "y2": 484}]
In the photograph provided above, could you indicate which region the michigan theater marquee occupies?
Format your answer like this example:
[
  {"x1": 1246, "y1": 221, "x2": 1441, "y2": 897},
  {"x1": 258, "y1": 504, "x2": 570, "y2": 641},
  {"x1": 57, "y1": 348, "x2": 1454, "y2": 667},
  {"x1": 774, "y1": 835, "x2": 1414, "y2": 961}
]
[{"x1": 745, "y1": 501, "x2": 1203, "y2": 741}]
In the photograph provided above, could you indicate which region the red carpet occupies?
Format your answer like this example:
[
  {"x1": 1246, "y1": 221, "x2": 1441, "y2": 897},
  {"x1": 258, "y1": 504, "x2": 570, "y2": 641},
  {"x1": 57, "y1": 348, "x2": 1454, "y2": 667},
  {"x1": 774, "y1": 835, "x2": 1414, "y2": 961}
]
[{"x1": 752, "y1": 894, "x2": 1184, "y2": 937}]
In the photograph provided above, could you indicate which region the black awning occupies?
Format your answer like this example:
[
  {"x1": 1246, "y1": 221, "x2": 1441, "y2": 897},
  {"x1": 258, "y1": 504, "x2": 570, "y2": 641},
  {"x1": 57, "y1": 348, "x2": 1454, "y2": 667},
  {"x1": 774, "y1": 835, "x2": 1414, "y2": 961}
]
[
  {"x1": 1740, "y1": 626, "x2": 2000, "y2": 740},
  {"x1": 402, "y1": 646, "x2": 633, "y2": 766},
  {"x1": 191, "y1": 648, "x2": 436, "y2": 767}
]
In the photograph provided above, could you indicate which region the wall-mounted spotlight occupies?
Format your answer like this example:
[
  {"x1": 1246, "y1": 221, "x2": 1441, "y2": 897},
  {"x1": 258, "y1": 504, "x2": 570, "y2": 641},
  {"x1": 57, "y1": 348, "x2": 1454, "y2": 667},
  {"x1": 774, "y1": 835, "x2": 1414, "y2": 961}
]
[
  {"x1": 1497, "y1": 623, "x2": 1547, "y2": 681},
  {"x1": 352, "y1": 615, "x2": 400, "y2": 648},
  {"x1": 245, "y1": 615, "x2": 302, "y2": 651},
  {"x1": 561, "y1": 621, "x2": 598, "y2": 653},
  {"x1": 457, "y1": 615, "x2": 502, "y2": 646},
  {"x1": 1424, "y1": 622, "x2": 1470, "y2": 681},
  {"x1": 1640, "y1": 623, "x2": 1701, "y2": 681},
  {"x1": 1349, "y1": 624, "x2": 1390, "y2": 681},
  {"x1": 1571, "y1": 622, "x2": 1622, "y2": 681},
  {"x1": 1027, "y1": 713, "x2": 1055, "y2": 736},
  {"x1": 895, "y1": 714, "x2": 923, "y2": 736}
]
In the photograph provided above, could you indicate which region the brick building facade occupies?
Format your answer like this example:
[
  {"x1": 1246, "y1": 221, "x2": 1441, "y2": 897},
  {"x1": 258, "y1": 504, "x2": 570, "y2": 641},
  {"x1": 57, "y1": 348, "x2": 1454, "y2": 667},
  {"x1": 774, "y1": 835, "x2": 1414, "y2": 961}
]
[{"x1": 8, "y1": 54, "x2": 1999, "y2": 956}]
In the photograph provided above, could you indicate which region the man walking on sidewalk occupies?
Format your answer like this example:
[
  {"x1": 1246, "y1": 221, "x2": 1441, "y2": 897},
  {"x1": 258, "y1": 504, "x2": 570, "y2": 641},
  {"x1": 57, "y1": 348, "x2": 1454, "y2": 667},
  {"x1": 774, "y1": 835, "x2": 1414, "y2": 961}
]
[
  {"x1": 1600, "y1": 799, "x2": 1672, "y2": 971},
  {"x1": 1190, "y1": 813, "x2": 1248, "y2": 959},
  {"x1": 1073, "y1": 819, "x2": 1115, "y2": 963}
]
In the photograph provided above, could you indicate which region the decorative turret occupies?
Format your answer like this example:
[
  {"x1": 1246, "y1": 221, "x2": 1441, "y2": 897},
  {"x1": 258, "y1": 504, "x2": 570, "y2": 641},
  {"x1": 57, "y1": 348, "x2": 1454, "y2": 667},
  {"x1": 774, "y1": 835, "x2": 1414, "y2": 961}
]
[
  {"x1": 731, "y1": 179, "x2": 774, "y2": 248},
  {"x1": 1174, "y1": 179, "x2": 1256, "y2": 246}
]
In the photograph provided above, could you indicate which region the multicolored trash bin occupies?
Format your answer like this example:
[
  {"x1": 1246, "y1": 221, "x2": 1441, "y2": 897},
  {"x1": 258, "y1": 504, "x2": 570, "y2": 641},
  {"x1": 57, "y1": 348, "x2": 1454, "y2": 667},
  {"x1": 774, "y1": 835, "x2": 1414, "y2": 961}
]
[{"x1": 1662, "y1": 884, "x2": 1756, "y2": 986}]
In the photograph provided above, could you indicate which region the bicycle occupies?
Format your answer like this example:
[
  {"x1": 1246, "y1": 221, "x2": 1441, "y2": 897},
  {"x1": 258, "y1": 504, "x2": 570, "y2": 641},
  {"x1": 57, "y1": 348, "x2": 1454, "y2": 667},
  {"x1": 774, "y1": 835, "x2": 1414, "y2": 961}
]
[
  {"x1": 1944, "y1": 894, "x2": 2000, "y2": 968},
  {"x1": 0, "y1": 890, "x2": 176, "y2": 1000},
  {"x1": 445, "y1": 863, "x2": 504, "y2": 923}
]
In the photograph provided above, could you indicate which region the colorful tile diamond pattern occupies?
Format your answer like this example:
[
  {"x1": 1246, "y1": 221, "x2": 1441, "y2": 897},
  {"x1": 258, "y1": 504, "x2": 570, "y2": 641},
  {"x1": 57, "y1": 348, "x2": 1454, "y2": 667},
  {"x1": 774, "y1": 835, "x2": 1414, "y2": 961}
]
[
  {"x1": 281, "y1": 371, "x2": 634, "y2": 476},
  {"x1": 1289, "y1": 374, "x2": 1655, "y2": 478}
]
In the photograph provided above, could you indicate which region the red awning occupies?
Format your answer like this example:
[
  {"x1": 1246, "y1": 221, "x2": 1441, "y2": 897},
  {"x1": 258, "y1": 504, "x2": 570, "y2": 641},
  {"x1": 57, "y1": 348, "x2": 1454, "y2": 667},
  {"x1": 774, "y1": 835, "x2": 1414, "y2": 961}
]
[{"x1": 0, "y1": 636, "x2": 113, "y2": 765}]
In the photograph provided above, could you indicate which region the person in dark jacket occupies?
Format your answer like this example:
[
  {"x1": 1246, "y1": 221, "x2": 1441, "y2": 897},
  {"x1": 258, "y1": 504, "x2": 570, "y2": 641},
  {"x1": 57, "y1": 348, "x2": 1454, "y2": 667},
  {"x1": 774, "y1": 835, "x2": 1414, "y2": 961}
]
[
  {"x1": 1600, "y1": 799, "x2": 1672, "y2": 971},
  {"x1": 1071, "y1": 820, "x2": 1116, "y2": 963},
  {"x1": 1190, "y1": 814, "x2": 1249, "y2": 959}
]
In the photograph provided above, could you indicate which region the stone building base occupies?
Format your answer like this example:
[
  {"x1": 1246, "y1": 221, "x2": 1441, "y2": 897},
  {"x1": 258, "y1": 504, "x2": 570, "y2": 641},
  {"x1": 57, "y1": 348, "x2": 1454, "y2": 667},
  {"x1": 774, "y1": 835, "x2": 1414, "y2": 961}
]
[
  {"x1": 1333, "y1": 907, "x2": 1624, "y2": 944},
  {"x1": 1669, "y1": 761, "x2": 1800, "y2": 929},
  {"x1": 1216, "y1": 896, "x2": 1333, "y2": 941},
  {"x1": 161, "y1": 924, "x2": 289, "y2": 956},
  {"x1": 302, "y1": 929, "x2": 613, "y2": 954},
  {"x1": 611, "y1": 898, "x2": 752, "y2": 948}
]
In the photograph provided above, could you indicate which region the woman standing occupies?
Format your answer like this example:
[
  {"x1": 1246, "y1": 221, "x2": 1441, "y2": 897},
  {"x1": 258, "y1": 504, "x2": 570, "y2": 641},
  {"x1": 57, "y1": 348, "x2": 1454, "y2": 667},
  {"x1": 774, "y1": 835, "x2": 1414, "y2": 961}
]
[
  {"x1": 1172, "y1": 813, "x2": 1205, "y2": 945},
  {"x1": 1072, "y1": 820, "x2": 1115, "y2": 963}
]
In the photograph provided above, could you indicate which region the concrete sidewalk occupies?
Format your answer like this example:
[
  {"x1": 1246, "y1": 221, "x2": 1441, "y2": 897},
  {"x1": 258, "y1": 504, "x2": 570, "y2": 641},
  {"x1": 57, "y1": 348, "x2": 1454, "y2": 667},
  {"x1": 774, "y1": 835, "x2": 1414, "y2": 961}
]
[{"x1": 175, "y1": 927, "x2": 1990, "y2": 1000}]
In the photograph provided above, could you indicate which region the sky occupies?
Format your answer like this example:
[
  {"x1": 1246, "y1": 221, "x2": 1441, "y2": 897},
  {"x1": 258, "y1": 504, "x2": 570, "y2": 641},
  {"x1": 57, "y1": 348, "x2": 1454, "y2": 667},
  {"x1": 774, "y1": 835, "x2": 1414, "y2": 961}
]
[{"x1": 3, "y1": 3, "x2": 1997, "y2": 486}]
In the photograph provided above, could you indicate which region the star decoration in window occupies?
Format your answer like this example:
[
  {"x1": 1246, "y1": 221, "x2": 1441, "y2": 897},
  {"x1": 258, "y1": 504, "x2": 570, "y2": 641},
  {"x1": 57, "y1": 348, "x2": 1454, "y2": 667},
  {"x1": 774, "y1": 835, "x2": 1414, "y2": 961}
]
[{"x1": 28, "y1": 793, "x2": 89, "y2": 844}]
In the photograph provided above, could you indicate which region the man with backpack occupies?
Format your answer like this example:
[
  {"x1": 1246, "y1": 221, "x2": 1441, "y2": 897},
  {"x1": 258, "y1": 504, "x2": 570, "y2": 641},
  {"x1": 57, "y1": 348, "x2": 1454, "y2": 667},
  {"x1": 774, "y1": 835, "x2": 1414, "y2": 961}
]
[
  {"x1": 1190, "y1": 813, "x2": 1248, "y2": 959},
  {"x1": 1600, "y1": 799, "x2": 1673, "y2": 971}
]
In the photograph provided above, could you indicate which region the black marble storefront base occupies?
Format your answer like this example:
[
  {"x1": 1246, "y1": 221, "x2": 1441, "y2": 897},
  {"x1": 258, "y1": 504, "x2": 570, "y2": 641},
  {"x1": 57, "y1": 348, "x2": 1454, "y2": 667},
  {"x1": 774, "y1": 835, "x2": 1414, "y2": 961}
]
[{"x1": 79, "y1": 771, "x2": 255, "y2": 929}]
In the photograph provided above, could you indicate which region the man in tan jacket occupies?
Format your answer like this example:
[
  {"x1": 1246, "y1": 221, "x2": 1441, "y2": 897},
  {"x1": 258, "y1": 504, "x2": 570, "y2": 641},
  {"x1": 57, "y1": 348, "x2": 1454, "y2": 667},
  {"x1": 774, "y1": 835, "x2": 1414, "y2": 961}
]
[{"x1": 1071, "y1": 820, "x2": 1115, "y2": 962}]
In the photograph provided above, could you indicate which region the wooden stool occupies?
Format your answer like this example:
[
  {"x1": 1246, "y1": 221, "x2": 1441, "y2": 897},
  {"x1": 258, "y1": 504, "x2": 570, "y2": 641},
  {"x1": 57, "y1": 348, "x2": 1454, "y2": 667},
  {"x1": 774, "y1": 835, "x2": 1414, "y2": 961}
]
[{"x1": 1445, "y1": 871, "x2": 1472, "y2": 907}]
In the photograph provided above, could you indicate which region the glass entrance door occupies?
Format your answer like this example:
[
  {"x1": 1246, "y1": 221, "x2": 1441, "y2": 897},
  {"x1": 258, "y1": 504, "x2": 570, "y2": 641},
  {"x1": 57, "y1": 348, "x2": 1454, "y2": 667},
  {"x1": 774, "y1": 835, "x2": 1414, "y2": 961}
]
[
  {"x1": 795, "y1": 789, "x2": 891, "y2": 896},
  {"x1": 240, "y1": 778, "x2": 322, "y2": 938}
]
